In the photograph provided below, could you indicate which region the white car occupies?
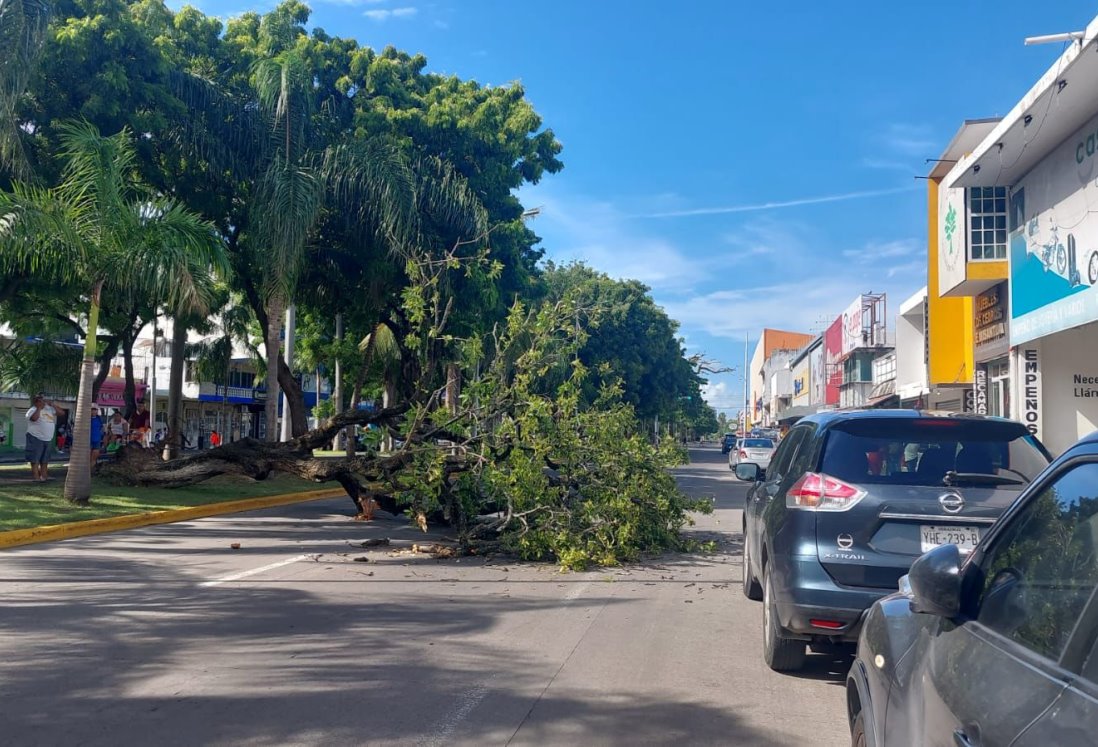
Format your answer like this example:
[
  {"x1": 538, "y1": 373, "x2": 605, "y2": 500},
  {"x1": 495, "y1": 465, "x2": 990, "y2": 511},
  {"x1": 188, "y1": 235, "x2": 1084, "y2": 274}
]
[{"x1": 728, "y1": 437, "x2": 775, "y2": 472}]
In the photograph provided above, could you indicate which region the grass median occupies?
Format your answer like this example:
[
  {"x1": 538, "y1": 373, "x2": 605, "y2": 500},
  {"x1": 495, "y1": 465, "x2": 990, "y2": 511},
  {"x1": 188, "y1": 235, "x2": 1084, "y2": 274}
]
[{"x1": 0, "y1": 468, "x2": 323, "y2": 532}]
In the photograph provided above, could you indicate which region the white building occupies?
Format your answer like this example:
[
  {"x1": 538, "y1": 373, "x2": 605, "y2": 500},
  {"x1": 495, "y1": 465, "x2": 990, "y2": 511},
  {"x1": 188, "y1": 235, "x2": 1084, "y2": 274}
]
[{"x1": 941, "y1": 17, "x2": 1098, "y2": 454}]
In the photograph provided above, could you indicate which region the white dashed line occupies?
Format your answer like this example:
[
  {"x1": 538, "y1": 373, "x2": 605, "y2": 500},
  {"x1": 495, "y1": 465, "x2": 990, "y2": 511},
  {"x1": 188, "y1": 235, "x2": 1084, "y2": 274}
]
[{"x1": 199, "y1": 554, "x2": 310, "y2": 587}]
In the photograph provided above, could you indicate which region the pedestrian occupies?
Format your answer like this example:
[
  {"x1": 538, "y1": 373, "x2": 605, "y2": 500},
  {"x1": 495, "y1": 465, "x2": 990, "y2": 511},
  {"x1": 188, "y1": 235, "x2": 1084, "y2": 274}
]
[
  {"x1": 90, "y1": 405, "x2": 104, "y2": 469},
  {"x1": 25, "y1": 393, "x2": 57, "y2": 482},
  {"x1": 106, "y1": 409, "x2": 130, "y2": 446},
  {"x1": 209, "y1": 429, "x2": 222, "y2": 448},
  {"x1": 129, "y1": 402, "x2": 150, "y2": 445}
]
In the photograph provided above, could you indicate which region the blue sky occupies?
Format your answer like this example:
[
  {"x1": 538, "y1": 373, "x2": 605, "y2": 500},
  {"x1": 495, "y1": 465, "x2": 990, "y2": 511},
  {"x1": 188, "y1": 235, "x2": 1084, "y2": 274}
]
[{"x1": 188, "y1": 0, "x2": 1097, "y2": 413}]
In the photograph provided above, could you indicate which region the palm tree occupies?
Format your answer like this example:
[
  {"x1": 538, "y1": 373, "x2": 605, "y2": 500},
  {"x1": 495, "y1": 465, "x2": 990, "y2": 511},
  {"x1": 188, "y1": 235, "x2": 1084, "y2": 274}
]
[
  {"x1": 0, "y1": 0, "x2": 50, "y2": 179},
  {"x1": 0, "y1": 121, "x2": 227, "y2": 502}
]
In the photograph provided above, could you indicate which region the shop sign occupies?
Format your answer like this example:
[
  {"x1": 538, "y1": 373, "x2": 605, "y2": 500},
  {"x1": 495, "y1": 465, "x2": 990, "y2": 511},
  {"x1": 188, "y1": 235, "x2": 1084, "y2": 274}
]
[
  {"x1": 1074, "y1": 373, "x2": 1098, "y2": 398},
  {"x1": 973, "y1": 365, "x2": 989, "y2": 415},
  {"x1": 974, "y1": 283, "x2": 1009, "y2": 360},
  {"x1": 1009, "y1": 107, "x2": 1098, "y2": 345},
  {"x1": 824, "y1": 318, "x2": 842, "y2": 405},
  {"x1": 841, "y1": 296, "x2": 865, "y2": 355},
  {"x1": 1022, "y1": 348, "x2": 1041, "y2": 437}
]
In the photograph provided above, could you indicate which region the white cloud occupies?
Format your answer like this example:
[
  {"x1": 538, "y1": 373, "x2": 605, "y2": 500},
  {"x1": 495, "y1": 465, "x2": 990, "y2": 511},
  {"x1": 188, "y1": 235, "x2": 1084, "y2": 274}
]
[
  {"x1": 841, "y1": 238, "x2": 923, "y2": 263},
  {"x1": 523, "y1": 186, "x2": 714, "y2": 294},
  {"x1": 662, "y1": 269, "x2": 925, "y2": 343},
  {"x1": 637, "y1": 185, "x2": 919, "y2": 219},
  {"x1": 880, "y1": 123, "x2": 936, "y2": 157},
  {"x1": 364, "y1": 6, "x2": 418, "y2": 20}
]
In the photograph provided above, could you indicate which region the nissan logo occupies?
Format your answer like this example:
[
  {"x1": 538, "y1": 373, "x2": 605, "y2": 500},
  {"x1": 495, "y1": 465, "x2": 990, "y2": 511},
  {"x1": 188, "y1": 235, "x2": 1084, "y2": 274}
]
[
  {"x1": 837, "y1": 533, "x2": 854, "y2": 550},
  {"x1": 939, "y1": 492, "x2": 965, "y2": 514}
]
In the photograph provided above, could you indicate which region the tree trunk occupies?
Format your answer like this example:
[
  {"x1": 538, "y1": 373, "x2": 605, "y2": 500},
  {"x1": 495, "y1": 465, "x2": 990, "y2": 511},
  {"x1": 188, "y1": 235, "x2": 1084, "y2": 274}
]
[
  {"x1": 121, "y1": 329, "x2": 137, "y2": 417},
  {"x1": 446, "y1": 363, "x2": 461, "y2": 416},
  {"x1": 382, "y1": 377, "x2": 396, "y2": 453},
  {"x1": 92, "y1": 337, "x2": 120, "y2": 403},
  {"x1": 264, "y1": 295, "x2": 284, "y2": 442},
  {"x1": 277, "y1": 356, "x2": 308, "y2": 438},
  {"x1": 63, "y1": 281, "x2": 103, "y2": 504},
  {"x1": 165, "y1": 320, "x2": 188, "y2": 460}
]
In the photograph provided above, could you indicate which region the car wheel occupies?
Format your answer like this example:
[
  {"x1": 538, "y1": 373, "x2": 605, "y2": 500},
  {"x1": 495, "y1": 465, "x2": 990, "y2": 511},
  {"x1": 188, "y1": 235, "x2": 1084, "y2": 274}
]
[
  {"x1": 851, "y1": 711, "x2": 866, "y2": 747},
  {"x1": 742, "y1": 531, "x2": 762, "y2": 600},
  {"x1": 762, "y1": 565, "x2": 806, "y2": 672}
]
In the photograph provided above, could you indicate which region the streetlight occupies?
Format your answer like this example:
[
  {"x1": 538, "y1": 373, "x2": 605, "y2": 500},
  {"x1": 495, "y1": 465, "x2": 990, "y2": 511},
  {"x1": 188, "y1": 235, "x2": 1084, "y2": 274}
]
[{"x1": 1024, "y1": 31, "x2": 1084, "y2": 45}]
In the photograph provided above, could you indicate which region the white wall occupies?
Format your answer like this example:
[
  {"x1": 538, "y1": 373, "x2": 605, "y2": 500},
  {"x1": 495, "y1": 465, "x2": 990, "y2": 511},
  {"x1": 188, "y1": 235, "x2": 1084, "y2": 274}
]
[
  {"x1": 1028, "y1": 322, "x2": 1098, "y2": 456},
  {"x1": 896, "y1": 304, "x2": 928, "y2": 400}
]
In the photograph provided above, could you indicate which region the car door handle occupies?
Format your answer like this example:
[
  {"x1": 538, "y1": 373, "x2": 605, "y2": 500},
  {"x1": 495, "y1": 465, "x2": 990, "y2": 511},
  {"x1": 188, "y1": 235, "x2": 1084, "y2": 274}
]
[{"x1": 953, "y1": 730, "x2": 976, "y2": 747}]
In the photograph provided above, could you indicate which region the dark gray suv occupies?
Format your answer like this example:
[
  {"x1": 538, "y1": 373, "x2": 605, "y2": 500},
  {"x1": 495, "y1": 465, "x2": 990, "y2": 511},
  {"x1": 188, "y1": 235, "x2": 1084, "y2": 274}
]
[{"x1": 735, "y1": 410, "x2": 1051, "y2": 672}]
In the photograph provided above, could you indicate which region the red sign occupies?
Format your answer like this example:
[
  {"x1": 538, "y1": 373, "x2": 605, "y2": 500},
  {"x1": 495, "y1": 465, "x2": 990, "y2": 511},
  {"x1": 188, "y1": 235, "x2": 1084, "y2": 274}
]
[
  {"x1": 95, "y1": 378, "x2": 148, "y2": 409},
  {"x1": 824, "y1": 318, "x2": 842, "y2": 405}
]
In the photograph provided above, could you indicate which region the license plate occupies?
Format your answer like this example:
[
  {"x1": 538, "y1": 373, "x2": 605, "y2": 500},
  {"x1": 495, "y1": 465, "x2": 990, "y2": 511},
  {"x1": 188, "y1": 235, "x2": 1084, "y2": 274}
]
[{"x1": 920, "y1": 525, "x2": 981, "y2": 553}]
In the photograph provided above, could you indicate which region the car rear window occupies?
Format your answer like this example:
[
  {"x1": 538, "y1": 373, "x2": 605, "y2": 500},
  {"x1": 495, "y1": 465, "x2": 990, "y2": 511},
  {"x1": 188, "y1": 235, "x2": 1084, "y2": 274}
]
[
  {"x1": 819, "y1": 418, "x2": 1050, "y2": 488},
  {"x1": 743, "y1": 439, "x2": 773, "y2": 448}
]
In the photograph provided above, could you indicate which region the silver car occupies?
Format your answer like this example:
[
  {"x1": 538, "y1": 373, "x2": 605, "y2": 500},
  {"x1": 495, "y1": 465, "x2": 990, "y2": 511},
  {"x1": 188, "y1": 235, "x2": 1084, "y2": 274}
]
[{"x1": 728, "y1": 437, "x2": 775, "y2": 471}]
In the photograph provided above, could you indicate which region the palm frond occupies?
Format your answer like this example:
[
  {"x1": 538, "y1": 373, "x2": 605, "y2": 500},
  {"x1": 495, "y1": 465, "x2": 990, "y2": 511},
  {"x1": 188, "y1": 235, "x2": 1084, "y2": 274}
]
[
  {"x1": 413, "y1": 153, "x2": 489, "y2": 243},
  {"x1": 123, "y1": 200, "x2": 228, "y2": 315},
  {"x1": 0, "y1": 0, "x2": 50, "y2": 179},
  {"x1": 253, "y1": 52, "x2": 312, "y2": 159},
  {"x1": 0, "y1": 183, "x2": 91, "y2": 285},
  {"x1": 317, "y1": 139, "x2": 418, "y2": 255},
  {"x1": 165, "y1": 69, "x2": 269, "y2": 182},
  {"x1": 0, "y1": 337, "x2": 81, "y2": 396},
  {"x1": 251, "y1": 154, "x2": 324, "y2": 298},
  {"x1": 56, "y1": 121, "x2": 143, "y2": 217}
]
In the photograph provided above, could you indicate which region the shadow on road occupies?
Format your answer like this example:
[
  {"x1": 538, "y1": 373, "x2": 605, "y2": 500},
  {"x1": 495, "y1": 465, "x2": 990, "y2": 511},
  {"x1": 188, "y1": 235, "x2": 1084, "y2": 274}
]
[{"x1": 0, "y1": 552, "x2": 792, "y2": 746}]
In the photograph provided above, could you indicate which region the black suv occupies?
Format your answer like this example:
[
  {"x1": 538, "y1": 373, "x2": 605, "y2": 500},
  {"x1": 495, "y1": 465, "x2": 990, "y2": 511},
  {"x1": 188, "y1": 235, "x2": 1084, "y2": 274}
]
[
  {"x1": 721, "y1": 433, "x2": 737, "y2": 455},
  {"x1": 849, "y1": 431, "x2": 1098, "y2": 747},
  {"x1": 735, "y1": 410, "x2": 1050, "y2": 672}
]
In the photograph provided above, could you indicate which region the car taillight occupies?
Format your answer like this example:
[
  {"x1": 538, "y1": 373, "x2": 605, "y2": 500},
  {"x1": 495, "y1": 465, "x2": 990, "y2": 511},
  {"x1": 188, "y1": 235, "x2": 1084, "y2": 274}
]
[
  {"x1": 786, "y1": 472, "x2": 866, "y2": 511},
  {"x1": 739, "y1": 450, "x2": 748, "y2": 458}
]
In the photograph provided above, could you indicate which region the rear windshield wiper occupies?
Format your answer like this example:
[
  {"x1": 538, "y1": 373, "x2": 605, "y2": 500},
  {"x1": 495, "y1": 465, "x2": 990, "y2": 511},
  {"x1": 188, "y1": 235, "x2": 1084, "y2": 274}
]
[{"x1": 943, "y1": 471, "x2": 1025, "y2": 487}]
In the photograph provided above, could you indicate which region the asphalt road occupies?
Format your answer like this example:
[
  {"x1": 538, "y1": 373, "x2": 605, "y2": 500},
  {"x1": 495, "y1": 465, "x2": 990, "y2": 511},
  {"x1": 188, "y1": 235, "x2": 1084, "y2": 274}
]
[{"x1": 0, "y1": 446, "x2": 850, "y2": 746}]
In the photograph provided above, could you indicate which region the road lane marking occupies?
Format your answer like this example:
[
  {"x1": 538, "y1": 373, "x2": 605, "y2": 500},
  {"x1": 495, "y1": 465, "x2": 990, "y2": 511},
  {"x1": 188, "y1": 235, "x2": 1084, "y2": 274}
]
[
  {"x1": 418, "y1": 681, "x2": 491, "y2": 747},
  {"x1": 200, "y1": 554, "x2": 310, "y2": 587}
]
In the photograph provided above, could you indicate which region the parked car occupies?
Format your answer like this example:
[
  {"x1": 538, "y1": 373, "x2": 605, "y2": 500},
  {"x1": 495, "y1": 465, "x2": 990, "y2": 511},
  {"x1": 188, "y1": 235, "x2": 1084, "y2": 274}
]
[
  {"x1": 735, "y1": 410, "x2": 1051, "y2": 672},
  {"x1": 720, "y1": 433, "x2": 737, "y2": 455},
  {"x1": 848, "y1": 430, "x2": 1098, "y2": 747},
  {"x1": 728, "y1": 437, "x2": 776, "y2": 471}
]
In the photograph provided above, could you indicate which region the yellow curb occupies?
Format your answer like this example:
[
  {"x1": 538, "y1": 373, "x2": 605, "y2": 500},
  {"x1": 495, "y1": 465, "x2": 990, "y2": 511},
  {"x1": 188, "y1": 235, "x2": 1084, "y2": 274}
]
[{"x1": 0, "y1": 487, "x2": 348, "y2": 550}]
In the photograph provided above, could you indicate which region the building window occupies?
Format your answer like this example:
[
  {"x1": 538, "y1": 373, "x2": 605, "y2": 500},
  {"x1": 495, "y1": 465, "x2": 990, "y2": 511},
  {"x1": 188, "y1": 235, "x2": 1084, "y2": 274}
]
[
  {"x1": 989, "y1": 359, "x2": 1010, "y2": 418},
  {"x1": 969, "y1": 186, "x2": 1008, "y2": 260}
]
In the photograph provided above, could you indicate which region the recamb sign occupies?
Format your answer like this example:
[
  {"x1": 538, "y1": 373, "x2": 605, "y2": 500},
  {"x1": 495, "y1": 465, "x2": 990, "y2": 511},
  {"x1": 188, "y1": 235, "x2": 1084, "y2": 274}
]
[{"x1": 824, "y1": 318, "x2": 842, "y2": 405}]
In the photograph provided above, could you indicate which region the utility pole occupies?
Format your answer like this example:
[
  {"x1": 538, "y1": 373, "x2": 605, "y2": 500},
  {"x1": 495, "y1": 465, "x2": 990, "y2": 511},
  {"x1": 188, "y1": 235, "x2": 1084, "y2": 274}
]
[
  {"x1": 743, "y1": 330, "x2": 749, "y2": 433},
  {"x1": 333, "y1": 313, "x2": 343, "y2": 450},
  {"x1": 279, "y1": 304, "x2": 296, "y2": 441}
]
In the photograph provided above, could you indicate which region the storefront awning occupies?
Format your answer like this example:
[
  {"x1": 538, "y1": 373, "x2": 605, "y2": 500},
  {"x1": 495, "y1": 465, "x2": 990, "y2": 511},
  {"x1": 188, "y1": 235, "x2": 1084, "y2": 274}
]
[{"x1": 951, "y1": 19, "x2": 1098, "y2": 188}]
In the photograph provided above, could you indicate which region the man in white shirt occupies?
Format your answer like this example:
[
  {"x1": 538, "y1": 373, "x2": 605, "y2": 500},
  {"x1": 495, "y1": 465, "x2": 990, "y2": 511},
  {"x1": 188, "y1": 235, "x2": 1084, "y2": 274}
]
[{"x1": 25, "y1": 393, "x2": 57, "y2": 482}]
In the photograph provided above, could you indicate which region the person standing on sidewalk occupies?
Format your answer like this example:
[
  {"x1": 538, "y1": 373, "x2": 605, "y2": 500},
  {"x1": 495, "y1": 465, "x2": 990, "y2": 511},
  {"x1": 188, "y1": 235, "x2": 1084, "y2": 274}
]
[
  {"x1": 89, "y1": 406, "x2": 104, "y2": 470},
  {"x1": 25, "y1": 394, "x2": 57, "y2": 482}
]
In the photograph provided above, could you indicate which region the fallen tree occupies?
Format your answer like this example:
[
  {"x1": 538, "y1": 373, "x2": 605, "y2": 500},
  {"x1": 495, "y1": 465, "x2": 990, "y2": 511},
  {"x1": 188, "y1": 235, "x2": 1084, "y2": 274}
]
[{"x1": 99, "y1": 246, "x2": 712, "y2": 568}]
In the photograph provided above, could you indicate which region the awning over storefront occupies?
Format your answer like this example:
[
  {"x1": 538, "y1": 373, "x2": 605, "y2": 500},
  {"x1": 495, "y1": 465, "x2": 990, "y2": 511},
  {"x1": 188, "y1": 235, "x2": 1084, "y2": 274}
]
[
  {"x1": 96, "y1": 378, "x2": 147, "y2": 409},
  {"x1": 864, "y1": 380, "x2": 898, "y2": 409},
  {"x1": 952, "y1": 19, "x2": 1098, "y2": 188},
  {"x1": 776, "y1": 405, "x2": 816, "y2": 424}
]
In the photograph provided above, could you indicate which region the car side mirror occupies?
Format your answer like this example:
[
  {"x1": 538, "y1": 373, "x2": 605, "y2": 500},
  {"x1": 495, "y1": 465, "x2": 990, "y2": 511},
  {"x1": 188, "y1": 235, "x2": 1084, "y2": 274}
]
[
  {"x1": 907, "y1": 543, "x2": 962, "y2": 618},
  {"x1": 735, "y1": 463, "x2": 760, "y2": 482}
]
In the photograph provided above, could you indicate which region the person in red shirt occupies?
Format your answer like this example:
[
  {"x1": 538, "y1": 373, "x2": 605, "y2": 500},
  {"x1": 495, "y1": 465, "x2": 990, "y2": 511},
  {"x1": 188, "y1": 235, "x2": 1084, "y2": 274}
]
[{"x1": 209, "y1": 429, "x2": 222, "y2": 448}]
